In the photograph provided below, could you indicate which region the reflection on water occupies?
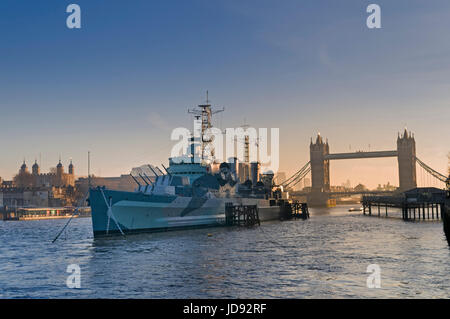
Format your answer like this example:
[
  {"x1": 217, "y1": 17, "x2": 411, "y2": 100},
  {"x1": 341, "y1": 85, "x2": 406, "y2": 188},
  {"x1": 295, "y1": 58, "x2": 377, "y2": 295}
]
[{"x1": 0, "y1": 205, "x2": 449, "y2": 298}]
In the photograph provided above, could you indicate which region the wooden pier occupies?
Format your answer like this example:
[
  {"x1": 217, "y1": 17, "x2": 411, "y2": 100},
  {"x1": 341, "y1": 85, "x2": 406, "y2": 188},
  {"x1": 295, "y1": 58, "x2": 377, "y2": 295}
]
[
  {"x1": 362, "y1": 187, "x2": 446, "y2": 221},
  {"x1": 225, "y1": 201, "x2": 310, "y2": 227},
  {"x1": 284, "y1": 201, "x2": 310, "y2": 220},
  {"x1": 225, "y1": 203, "x2": 260, "y2": 227}
]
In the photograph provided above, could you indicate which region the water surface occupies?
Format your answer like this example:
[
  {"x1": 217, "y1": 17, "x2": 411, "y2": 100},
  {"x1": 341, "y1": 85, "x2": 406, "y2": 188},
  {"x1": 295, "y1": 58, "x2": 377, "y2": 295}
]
[{"x1": 0, "y1": 205, "x2": 449, "y2": 298}]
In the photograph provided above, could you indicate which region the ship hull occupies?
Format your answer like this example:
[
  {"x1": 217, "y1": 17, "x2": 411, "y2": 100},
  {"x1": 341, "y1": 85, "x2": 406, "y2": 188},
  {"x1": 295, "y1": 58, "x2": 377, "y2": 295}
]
[{"x1": 89, "y1": 188, "x2": 282, "y2": 237}]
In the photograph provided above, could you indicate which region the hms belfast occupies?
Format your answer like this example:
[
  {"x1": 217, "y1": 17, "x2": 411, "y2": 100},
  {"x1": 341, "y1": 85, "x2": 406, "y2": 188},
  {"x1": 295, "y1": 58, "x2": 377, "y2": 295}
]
[{"x1": 88, "y1": 97, "x2": 290, "y2": 237}]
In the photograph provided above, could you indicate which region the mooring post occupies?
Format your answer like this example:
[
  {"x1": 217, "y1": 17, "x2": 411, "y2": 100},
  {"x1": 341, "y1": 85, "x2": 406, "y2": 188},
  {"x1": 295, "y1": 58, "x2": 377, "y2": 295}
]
[
  {"x1": 385, "y1": 204, "x2": 388, "y2": 217},
  {"x1": 237, "y1": 206, "x2": 242, "y2": 226},
  {"x1": 225, "y1": 203, "x2": 233, "y2": 226},
  {"x1": 256, "y1": 206, "x2": 261, "y2": 226},
  {"x1": 378, "y1": 204, "x2": 380, "y2": 217}
]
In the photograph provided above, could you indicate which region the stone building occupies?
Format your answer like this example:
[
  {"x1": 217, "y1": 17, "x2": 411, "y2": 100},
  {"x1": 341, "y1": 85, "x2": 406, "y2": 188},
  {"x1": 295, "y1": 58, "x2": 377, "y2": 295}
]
[
  {"x1": 397, "y1": 129, "x2": 417, "y2": 191},
  {"x1": 2, "y1": 158, "x2": 77, "y2": 209},
  {"x1": 15, "y1": 159, "x2": 75, "y2": 188},
  {"x1": 310, "y1": 133, "x2": 330, "y2": 193},
  {"x1": 75, "y1": 175, "x2": 136, "y2": 194}
]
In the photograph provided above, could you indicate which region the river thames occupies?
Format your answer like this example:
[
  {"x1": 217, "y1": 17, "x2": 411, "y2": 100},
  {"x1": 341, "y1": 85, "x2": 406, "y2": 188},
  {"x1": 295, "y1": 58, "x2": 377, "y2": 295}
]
[{"x1": 0, "y1": 205, "x2": 449, "y2": 298}]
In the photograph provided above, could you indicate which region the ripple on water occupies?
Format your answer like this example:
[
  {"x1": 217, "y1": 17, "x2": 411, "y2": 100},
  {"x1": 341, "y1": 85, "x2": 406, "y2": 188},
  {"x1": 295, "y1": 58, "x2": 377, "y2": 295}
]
[{"x1": 0, "y1": 207, "x2": 449, "y2": 298}]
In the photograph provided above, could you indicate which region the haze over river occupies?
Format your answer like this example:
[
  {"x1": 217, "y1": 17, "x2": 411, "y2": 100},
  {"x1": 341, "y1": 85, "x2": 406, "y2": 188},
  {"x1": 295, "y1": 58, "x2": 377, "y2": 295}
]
[{"x1": 0, "y1": 205, "x2": 449, "y2": 298}]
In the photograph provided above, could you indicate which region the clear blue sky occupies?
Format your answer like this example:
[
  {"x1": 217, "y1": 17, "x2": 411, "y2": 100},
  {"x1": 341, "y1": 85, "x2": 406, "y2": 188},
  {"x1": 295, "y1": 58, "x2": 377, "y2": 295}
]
[{"x1": 1, "y1": 0, "x2": 449, "y2": 188}]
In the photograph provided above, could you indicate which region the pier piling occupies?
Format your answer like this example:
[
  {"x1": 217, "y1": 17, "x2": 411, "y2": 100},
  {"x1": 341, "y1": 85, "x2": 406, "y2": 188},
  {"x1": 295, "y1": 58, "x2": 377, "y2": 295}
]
[
  {"x1": 362, "y1": 188, "x2": 446, "y2": 222},
  {"x1": 225, "y1": 203, "x2": 260, "y2": 227}
]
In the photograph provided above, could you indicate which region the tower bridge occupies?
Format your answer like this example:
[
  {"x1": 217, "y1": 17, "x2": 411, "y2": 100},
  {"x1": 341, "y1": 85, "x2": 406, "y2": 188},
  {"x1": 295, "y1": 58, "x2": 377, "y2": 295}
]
[
  {"x1": 325, "y1": 150, "x2": 398, "y2": 160},
  {"x1": 281, "y1": 129, "x2": 447, "y2": 206}
]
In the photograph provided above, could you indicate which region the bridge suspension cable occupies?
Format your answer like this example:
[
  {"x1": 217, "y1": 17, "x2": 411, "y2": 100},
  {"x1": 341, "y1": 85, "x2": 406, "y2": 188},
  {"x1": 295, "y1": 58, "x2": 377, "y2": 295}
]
[
  {"x1": 279, "y1": 161, "x2": 311, "y2": 188},
  {"x1": 415, "y1": 156, "x2": 448, "y2": 183},
  {"x1": 286, "y1": 166, "x2": 311, "y2": 189}
]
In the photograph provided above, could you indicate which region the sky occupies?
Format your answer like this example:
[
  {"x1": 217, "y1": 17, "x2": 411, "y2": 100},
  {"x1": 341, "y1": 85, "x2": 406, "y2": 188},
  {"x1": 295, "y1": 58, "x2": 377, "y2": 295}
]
[{"x1": 0, "y1": 0, "x2": 449, "y2": 188}]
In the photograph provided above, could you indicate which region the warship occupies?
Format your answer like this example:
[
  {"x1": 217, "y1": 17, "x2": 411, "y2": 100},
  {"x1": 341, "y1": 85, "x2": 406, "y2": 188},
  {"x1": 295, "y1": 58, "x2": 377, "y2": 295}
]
[{"x1": 88, "y1": 97, "x2": 289, "y2": 237}]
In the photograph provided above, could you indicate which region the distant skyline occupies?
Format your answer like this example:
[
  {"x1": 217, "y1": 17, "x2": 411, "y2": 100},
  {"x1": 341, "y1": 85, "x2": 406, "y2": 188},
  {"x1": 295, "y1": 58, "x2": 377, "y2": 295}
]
[{"x1": 1, "y1": 0, "x2": 449, "y2": 188}]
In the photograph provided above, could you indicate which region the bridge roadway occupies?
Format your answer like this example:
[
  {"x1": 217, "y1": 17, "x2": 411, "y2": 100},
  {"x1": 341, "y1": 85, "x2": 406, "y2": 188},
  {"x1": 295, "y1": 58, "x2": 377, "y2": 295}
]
[
  {"x1": 325, "y1": 150, "x2": 398, "y2": 160},
  {"x1": 291, "y1": 190, "x2": 396, "y2": 197}
]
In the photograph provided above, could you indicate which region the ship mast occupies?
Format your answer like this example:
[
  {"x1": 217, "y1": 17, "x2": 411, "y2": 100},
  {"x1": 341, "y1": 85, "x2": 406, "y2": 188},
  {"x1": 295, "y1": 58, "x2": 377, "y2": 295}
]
[{"x1": 188, "y1": 91, "x2": 224, "y2": 162}]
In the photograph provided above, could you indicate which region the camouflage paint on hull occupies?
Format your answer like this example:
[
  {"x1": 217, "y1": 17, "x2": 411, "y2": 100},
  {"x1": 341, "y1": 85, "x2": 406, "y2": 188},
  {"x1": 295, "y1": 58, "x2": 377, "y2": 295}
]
[{"x1": 89, "y1": 188, "x2": 281, "y2": 237}]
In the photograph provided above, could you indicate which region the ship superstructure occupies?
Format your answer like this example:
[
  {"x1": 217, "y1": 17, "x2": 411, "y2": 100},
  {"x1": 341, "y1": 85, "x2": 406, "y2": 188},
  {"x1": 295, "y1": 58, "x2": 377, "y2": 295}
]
[{"x1": 89, "y1": 95, "x2": 288, "y2": 237}]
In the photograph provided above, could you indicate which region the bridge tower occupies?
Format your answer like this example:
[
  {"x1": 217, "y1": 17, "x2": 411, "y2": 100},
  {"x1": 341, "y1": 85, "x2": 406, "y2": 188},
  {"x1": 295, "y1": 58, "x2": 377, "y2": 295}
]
[
  {"x1": 397, "y1": 129, "x2": 417, "y2": 191},
  {"x1": 310, "y1": 133, "x2": 330, "y2": 192}
]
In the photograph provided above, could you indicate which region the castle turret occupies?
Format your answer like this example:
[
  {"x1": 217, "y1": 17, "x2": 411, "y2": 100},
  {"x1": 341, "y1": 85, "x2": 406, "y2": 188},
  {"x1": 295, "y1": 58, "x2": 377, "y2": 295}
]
[
  {"x1": 32, "y1": 160, "x2": 40, "y2": 175},
  {"x1": 20, "y1": 160, "x2": 28, "y2": 174},
  {"x1": 56, "y1": 159, "x2": 64, "y2": 176},
  {"x1": 68, "y1": 160, "x2": 74, "y2": 175}
]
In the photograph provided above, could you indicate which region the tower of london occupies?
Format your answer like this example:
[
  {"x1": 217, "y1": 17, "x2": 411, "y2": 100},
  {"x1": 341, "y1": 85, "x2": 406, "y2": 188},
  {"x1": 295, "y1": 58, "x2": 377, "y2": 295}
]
[{"x1": 15, "y1": 159, "x2": 75, "y2": 188}]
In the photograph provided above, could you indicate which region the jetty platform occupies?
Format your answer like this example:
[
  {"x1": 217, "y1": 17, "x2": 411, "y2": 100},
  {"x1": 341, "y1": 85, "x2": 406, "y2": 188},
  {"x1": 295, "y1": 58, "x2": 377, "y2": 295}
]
[{"x1": 362, "y1": 187, "x2": 446, "y2": 221}]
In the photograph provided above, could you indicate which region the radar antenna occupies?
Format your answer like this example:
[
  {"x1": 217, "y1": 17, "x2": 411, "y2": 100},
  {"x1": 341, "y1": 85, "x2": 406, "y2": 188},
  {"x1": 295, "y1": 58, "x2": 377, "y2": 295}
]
[{"x1": 188, "y1": 91, "x2": 224, "y2": 161}]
